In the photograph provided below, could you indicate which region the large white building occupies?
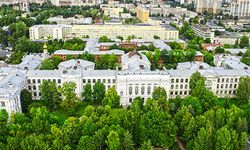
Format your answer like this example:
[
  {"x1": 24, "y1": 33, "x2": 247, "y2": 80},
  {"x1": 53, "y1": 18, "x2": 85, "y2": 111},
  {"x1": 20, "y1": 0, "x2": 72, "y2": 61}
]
[
  {"x1": 192, "y1": 25, "x2": 215, "y2": 41},
  {"x1": 50, "y1": 0, "x2": 101, "y2": 6},
  {"x1": 71, "y1": 24, "x2": 179, "y2": 40},
  {"x1": 29, "y1": 25, "x2": 72, "y2": 40},
  {"x1": 29, "y1": 24, "x2": 179, "y2": 40},
  {"x1": 0, "y1": 68, "x2": 26, "y2": 115},
  {"x1": 195, "y1": 0, "x2": 222, "y2": 14},
  {"x1": 1, "y1": 39, "x2": 249, "y2": 115},
  {"x1": 229, "y1": 0, "x2": 250, "y2": 18}
]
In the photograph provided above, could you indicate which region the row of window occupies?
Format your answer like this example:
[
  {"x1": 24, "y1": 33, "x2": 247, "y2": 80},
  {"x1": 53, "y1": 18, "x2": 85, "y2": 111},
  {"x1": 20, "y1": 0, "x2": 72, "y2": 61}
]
[
  {"x1": 83, "y1": 79, "x2": 116, "y2": 84},
  {"x1": 27, "y1": 79, "x2": 61, "y2": 84},
  {"x1": 217, "y1": 78, "x2": 238, "y2": 83},
  {"x1": 128, "y1": 86, "x2": 156, "y2": 95},
  {"x1": 170, "y1": 91, "x2": 190, "y2": 96},
  {"x1": 217, "y1": 83, "x2": 237, "y2": 89},
  {"x1": 216, "y1": 90, "x2": 236, "y2": 95},
  {"x1": 171, "y1": 84, "x2": 189, "y2": 90},
  {"x1": 171, "y1": 78, "x2": 189, "y2": 83}
]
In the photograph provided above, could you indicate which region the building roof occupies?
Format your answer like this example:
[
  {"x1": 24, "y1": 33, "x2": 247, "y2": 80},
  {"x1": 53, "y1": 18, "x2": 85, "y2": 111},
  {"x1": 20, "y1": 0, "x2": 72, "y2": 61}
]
[
  {"x1": 18, "y1": 54, "x2": 42, "y2": 70},
  {"x1": 177, "y1": 61, "x2": 211, "y2": 70},
  {"x1": 53, "y1": 49, "x2": 85, "y2": 55},
  {"x1": 58, "y1": 59, "x2": 95, "y2": 70}
]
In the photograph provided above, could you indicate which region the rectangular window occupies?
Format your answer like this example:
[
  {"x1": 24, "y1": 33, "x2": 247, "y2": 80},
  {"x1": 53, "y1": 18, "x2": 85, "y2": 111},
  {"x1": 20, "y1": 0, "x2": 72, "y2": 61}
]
[
  {"x1": 171, "y1": 79, "x2": 174, "y2": 83},
  {"x1": 28, "y1": 79, "x2": 31, "y2": 84},
  {"x1": 0, "y1": 102, "x2": 5, "y2": 107},
  {"x1": 108, "y1": 79, "x2": 111, "y2": 83},
  {"x1": 58, "y1": 79, "x2": 61, "y2": 84},
  {"x1": 113, "y1": 79, "x2": 116, "y2": 83},
  {"x1": 38, "y1": 79, "x2": 41, "y2": 84},
  {"x1": 32, "y1": 79, "x2": 36, "y2": 84},
  {"x1": 83, "y1": 79, "x2": 86, "y2": 83}
]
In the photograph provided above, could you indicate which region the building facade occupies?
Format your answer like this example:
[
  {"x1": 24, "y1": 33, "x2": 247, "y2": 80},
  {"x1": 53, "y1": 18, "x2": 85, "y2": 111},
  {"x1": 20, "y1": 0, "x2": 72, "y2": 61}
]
[
  {"x1": 230, "y1": 0, "x2": 250, "y2": 18},
  {"x1": 71, "y1": 24, "x2": 179, "y2": 40},
  {"x1": 29, "y1": 25, "x2": 72, "y2": 40},
  {"x1": 195, "y1": 0, "x2": 222, "y2": 14},
  {"x1": 136, "y1": 6, "x2": 150, "y2": 22},
  {"x1": 25, "y1": 68, "x2": 250, "y2": 107},
  {"x1": 192, "y1": 25, "x2": 215, "y2": 41}
]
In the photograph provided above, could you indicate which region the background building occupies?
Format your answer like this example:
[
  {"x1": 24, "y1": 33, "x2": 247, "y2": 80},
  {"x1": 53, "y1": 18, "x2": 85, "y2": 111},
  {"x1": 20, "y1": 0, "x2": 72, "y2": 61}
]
[
  {"x1": 71, "y1": 24, "x2": 179, "y2": 40},
  {"x1": 29, "y1": 25, "x2": 72, "y2": 40},
  {"x1": 195, "y1": 0, "x2": 222, "y2": 14},
  {"x1": 136, "y1": 6, "x2": 150, "y2": 22},
  {"x1": 230, "y1": 0, "x2": 250, "y2": 18}
]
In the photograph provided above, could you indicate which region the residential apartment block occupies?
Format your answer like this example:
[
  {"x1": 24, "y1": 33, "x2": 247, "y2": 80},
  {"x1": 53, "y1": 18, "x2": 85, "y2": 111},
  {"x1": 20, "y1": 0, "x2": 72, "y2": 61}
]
[
  {"x1": 71, "y1": 24, "x2": 179, "y2": 40},
  {"x1": 192, "y1": 25, "x2": 215, "y2": 41},
  {"x1": 29, "y1": 25, "x2": 72, "y2": 40},
  {"x1": 230, "y1": 0, "x2": 250, "y2": 18},
  {"x1": 195, "y1": 0, "x2": 222, "y2": 14},
  {"x1": 136, "y1": 6, "x2": 150, "y2": 22}
]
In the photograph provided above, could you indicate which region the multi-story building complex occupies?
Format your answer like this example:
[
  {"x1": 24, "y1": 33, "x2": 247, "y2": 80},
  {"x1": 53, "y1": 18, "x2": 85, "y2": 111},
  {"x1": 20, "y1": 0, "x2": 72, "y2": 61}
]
[
  {"x1": 0, "y1": 68, "x2": 26, "y2": 115},
  {"x1": 71, "y1": 24, "x2": 179, "y2": 40},
  {"x1": 136, "y1": 6, "x2": 150, "y2": 22},
  {"x1": 102, "y1": 7, "x2": 123, "y2": 18},
  {"x1": 29, "y1": 25, "x2": 72, "y2": 40},
  {"x1": 24, "y1": 65, "x2": 250, "y2": 106},
  {"x1": 50, "y1": 0, "x2": 101, "y2": 6},
  {"x1": 214, "y1": 54, "x2": 249, "y2": 70},
  {"x1": 192, "y1": 25, "x2": 215, "y2": 41},
  {"x1": 229, "y1": 0, "x2": 250, "y2": 18},
  {"x1": 195, "y1": 0, "x2": 222, "y2": 14},
  {"x1": 29, "y1": 24, "x2": 179, "y2": 40},
  {"x1": 47, "y1": 17, "x2": 92, "y2": 25},
  {"x1": 1, "y1": 52, "x2": 250, "y2": 115}
]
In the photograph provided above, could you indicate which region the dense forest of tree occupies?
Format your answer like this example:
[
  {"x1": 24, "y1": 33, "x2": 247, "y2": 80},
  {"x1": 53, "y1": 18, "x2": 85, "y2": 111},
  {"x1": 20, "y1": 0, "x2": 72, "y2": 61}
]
[{"x1": 0, "y1": 72, "x2": 249, "y2": 149}]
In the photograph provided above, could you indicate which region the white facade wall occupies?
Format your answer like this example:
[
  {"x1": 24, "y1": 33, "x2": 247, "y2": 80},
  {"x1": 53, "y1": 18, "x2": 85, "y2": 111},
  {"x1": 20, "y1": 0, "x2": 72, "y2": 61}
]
[{"x1": 25, "y1": 69, "x2": 250, "y2": 106}]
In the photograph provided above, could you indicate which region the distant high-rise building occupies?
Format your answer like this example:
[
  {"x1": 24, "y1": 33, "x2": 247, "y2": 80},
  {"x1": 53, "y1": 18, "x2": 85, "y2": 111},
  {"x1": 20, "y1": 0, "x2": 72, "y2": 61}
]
[
  {"x1": 19, "y1": 0, "x2": 29, "y2": 12},
  {"x1": 230, "y1": 0, "x2": 250, "y2": 18},
  {"x1": 195, "y1": 0, "x2": 222, "y2": 14},
  {"x1": 136, "y1": 6, "x2": 150, "y2": 22}
]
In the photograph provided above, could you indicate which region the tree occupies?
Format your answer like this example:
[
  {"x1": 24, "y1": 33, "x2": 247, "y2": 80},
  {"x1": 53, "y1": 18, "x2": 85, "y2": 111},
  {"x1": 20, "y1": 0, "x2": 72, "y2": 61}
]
[
  {"x1": 40, "y1": 59, "x2": 56, "y2": 70},
  {"x1": 138, "y1": 140, "x2": 154, "y2": 150},
  {"x1": 0, "y1": 109, "x2": 8, "y2": 143},
  {"x1": 192, "y1": 127, "x2": 212, "y2": 150},
  {"x1": 77, "y1": 136, "x2": 97, "y2": 150},
  {"x1": 39, "y1": 80, "x2": 61, "y2": 110},
  {"x1": 241, "y1": 49, "x2": 250, "y2": 65},
  {"x1": 181, "y1": 96, "x2": 203, "y2": 115},
  {"x1": 92, "y1": 81, "x2": 106, "y2": 105},
  {"x1": 59, "y1": 82, "x2": 80, "y2": 111},
  {"x1": 102, "y1": 86, "x2": 120, "y2": 108},
  {"x1": 215, "y1": 127, "x2": 233, "y2": 150},
  {"x1": 82, "y1": 83, "x2": 92, "y2": 102},
  {"x1": 20, "y1": 89, "x2": 32, "y2": 113},
  {"x1": 239, "y1": 35, "x2": 249, "y2": 48},
  {"x1": 152, "y1": 87, "x2": 167, "y2": 100},
  {"x1": 236, "y1": 77, "x2": 250, "y2": 103},
  {"x1": 99, "y1": 36, "x2": 112, "y2": 42},
  {"x1": 139, "y1": 111, "x2": 177, "y2": 148},
  {"x1": 215, "y1": 46, "x2": 225, "y2": 54},
  {"x1": 189, "y1": 71, "x2": 205, "y2": 94},
  {"x1": 106, "y1": 130, "x2": 121, "y2": 150},
  {"x1": 153, "y1": 35, "x2": 160, "y2": 39},
  {"x1": 152, "y1": 87, "x2": 169, "y2": 111},
  {"x1": 122, "y1": 131, "x2": 134, "y2": 150}
]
